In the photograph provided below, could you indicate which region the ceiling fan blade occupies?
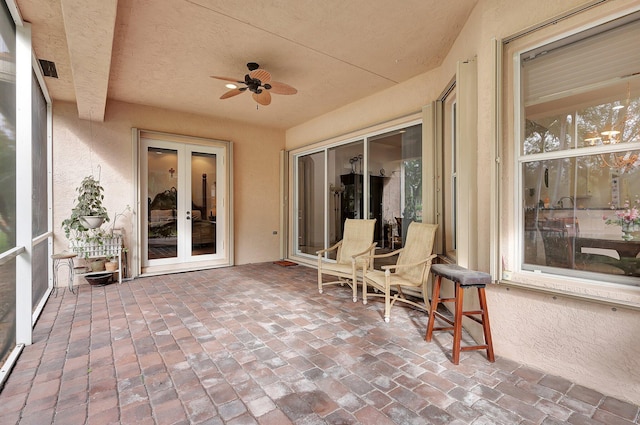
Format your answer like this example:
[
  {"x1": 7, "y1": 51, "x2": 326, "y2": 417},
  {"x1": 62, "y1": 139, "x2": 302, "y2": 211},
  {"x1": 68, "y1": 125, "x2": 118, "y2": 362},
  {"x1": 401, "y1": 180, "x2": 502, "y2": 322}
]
[
  {"x1": 249, "y1": 69, "x2": 271, "y2": 83},
  {"x1": 220, "y1": 88, "x2": 245, "y2": 99},
  {"x1": 252, "y1": 90, "x2": 271, "y2": 106},
  {"x1": 211, "y1": 75, "x2": 243, "y2": 83},
  {"x1": 267, "y1": 81, "x2": 297, "y2": 95}
]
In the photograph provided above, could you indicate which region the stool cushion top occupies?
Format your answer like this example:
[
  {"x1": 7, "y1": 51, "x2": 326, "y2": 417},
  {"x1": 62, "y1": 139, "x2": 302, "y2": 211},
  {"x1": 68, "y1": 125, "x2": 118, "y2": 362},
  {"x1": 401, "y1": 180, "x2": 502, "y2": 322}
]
[{"x1": 431, "y1": 264, "x2": 491, "y2": 287}]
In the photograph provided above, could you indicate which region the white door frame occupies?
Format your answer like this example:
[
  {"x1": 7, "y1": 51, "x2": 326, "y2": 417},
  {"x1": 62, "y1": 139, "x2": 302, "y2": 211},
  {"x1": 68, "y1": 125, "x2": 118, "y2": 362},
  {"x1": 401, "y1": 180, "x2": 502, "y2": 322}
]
[{"x1": 132, "y1": 129, "x2": 234, "y2": 277}]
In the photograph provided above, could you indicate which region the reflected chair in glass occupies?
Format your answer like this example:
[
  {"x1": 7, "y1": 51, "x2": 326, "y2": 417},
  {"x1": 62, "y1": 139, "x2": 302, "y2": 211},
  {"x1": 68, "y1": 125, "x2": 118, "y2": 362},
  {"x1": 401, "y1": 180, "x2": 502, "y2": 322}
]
[
  {"x1": 540, "y1": 217, "x2": 580, "y2": 268},
  {"x1": 316, "y1": 218, "x2": 377, "y2": 302},
  {"x1": 362, "y1": 222, "x2": 438, "y2": 322},
  {"x1": 541, "y1": 217, "x2": 624, "y2": 274}
]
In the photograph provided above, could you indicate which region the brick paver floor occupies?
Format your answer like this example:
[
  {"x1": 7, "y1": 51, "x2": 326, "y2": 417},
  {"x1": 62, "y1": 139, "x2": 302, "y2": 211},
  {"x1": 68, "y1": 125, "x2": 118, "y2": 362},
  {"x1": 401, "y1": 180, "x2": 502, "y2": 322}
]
[{"x1": 0, "y1": 262, "x2": 638, "y2": 424}]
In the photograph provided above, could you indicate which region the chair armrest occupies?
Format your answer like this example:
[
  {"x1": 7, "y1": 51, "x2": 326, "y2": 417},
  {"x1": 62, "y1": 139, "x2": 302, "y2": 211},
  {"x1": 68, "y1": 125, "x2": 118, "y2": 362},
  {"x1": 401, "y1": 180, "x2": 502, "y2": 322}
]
[
  {"x1": 362, "y1": 248, "x2": 404, "y2": 261},
  {"x1": 381, "y1": 254, "x2": 437, "y2": 272},
  {"x1": 316, "y1": 240, "x2": 342, "y2": 256}
]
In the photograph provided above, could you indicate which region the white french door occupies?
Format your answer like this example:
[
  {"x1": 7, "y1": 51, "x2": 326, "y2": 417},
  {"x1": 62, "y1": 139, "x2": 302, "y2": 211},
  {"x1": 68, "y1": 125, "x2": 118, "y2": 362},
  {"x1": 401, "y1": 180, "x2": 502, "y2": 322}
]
[{"x1": 140, "y1": 135, "x2": 230, "y2": 274}]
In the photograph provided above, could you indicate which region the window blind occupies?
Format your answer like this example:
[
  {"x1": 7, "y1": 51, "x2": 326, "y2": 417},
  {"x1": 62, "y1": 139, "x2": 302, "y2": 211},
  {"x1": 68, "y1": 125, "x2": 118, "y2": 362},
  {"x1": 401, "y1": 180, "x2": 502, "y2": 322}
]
[{"x1": 522, "y1": 16, "x2": 640, "y2": 105}]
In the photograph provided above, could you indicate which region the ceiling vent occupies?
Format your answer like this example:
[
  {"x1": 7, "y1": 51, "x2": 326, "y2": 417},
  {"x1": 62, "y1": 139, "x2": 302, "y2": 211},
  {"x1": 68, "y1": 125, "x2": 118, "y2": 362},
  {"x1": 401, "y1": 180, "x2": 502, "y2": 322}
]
[{"x1": 38, "y1": 59, "x2": 58, "y2": 78}]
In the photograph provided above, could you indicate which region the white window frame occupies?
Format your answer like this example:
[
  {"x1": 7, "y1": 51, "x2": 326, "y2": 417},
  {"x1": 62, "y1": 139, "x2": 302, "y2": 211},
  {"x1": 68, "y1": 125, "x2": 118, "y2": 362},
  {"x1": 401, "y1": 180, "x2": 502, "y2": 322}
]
[{"x1": 501, "y1": 8, "x2": 640, "y2": 309}]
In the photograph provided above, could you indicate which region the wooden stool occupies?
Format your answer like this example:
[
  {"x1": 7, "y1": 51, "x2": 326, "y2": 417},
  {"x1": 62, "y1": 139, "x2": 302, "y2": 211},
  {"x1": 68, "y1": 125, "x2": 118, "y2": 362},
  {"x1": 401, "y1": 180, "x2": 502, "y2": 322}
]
[
  {"x1": 51, "y1": 252, "x2": 77, "y2": 296},
  {"x1": 425, "y1": 263, "x2": 495, "y2": 364}
]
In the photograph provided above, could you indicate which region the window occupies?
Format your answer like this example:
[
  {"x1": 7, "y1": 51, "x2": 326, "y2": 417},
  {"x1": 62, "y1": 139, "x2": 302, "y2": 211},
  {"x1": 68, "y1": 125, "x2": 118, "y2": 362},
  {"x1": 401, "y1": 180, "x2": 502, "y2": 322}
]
[{"x1": 518, "y1": 13, "x2": 640, "y2": 284}]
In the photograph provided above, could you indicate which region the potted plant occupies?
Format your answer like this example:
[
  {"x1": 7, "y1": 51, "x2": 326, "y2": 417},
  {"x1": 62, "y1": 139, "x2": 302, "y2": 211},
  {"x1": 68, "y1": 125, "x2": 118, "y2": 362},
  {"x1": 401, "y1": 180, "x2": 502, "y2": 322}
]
[
  {"x1": 62, "y1": 175, "x2": 110, "y2": 238},
  {"x1": 104, "y1": 254, "x2": 118, "y2": 272},
  {"x1": 62, "y1": 175, "x2": 112, "y2": 264}
]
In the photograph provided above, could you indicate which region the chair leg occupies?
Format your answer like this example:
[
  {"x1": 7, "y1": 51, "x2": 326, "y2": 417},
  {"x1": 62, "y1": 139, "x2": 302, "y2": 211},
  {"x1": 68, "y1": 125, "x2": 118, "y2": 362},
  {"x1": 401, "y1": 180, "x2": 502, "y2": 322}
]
[
  {"x1": 477, "y1": 287, "x2": 495, "y2": 362},
  {"x1": 352, "y1": 267, "x2": 358, "y2": 302},
  {"x1": 317, "y1": 256, "x2": 323, "y2": 294},
  {"x1": 425, "y1": 275, "x2": 442, "y2": 341},
  {"x1": 452, "y1": 284, "x2": 464, "y2": 365},
  {"x1": 384, "y1": 280, "x2": 391, "y2": 323}
]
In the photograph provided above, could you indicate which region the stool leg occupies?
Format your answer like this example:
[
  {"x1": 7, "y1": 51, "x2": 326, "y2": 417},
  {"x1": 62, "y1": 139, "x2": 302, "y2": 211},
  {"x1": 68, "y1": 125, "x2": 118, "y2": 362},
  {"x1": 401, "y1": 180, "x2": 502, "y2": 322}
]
[
  {"x1": 52, "y1": 259, "x2": 59, "y2": 298},
  {"x1": 477, "y1": 287, "x2": 495, "y2": 362},
  {"x1": 68, "y1": 257, "x2": 75, "y2": 294},
  {"x1": 452, "y1": 284, "x2": 464, "y2": 365},
  {"x1": 425, "y1": 275, "x2": 442, "y2": 342}
]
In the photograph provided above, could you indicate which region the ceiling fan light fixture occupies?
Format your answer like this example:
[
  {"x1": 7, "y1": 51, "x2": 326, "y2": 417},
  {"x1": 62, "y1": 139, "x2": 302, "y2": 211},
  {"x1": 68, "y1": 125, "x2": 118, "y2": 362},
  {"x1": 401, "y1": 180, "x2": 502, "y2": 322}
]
[{"x1": 212, "y1": 62, "x2": 297, "y2": 106}]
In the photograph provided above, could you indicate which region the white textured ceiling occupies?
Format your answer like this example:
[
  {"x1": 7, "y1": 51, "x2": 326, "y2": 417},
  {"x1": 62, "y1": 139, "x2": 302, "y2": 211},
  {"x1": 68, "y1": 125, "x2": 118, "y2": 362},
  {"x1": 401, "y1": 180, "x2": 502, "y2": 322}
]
[{"x1": 17, "y1": 0, "x2": 478, "y2": 129}]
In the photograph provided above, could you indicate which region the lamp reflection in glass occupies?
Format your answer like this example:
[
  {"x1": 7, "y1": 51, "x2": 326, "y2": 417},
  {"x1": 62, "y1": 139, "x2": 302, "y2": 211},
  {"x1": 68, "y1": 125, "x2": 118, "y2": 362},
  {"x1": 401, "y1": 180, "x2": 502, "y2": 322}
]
[
  {"x1": 584, "y1": 131, "x2": 601, "y2": 146},
  {"x1": 600, "y1": 124, "x2": 620, "y2": 144}
]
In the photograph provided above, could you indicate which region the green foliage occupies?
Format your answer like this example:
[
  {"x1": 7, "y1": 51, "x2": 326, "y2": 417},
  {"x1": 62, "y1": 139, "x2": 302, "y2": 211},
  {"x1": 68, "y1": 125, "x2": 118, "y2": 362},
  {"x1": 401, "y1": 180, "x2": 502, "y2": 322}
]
[
  {"x1": 61, "y1": 175, "x2": 110, "y2": 244},
  {"x1": 403, "y1": 159, "x2": 423, "y2": 221}
]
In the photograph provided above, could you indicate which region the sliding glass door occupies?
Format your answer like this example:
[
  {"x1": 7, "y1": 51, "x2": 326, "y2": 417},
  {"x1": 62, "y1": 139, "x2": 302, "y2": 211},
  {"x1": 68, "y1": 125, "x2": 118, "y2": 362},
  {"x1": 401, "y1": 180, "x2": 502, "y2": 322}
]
[
  {"x1": 293, "y1": 122, "x2": 422, "y2": 264},
  {"x1": 369, "y1": 125, "x2": 423, "y2": 249}
]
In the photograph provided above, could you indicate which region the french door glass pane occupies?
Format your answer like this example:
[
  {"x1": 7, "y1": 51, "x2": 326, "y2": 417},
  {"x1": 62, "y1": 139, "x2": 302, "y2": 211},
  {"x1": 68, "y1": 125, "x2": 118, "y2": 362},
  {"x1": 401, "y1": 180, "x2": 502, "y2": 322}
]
[
  {"x1": 147, "y1": 147, "x2": 178, "y2": 259},
  {"x1": 191, "y1": 152, "x2": 216, "y2": 256},
  {"x1": 297, "y1": 151, "x2": 325, "y2": 256}
]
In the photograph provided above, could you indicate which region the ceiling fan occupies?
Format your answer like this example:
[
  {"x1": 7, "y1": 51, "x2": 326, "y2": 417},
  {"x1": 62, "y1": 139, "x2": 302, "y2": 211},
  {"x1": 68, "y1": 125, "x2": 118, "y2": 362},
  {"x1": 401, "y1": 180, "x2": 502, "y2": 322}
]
[{"x1": 211, "y1": 62, "x2": 297, "y2": 106}]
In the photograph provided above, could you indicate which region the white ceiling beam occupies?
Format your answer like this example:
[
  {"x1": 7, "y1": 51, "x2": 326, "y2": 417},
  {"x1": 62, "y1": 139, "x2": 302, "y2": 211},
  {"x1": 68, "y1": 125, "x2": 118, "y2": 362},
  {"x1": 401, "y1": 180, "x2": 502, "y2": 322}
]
[{"x1": 60, "y1": 0, "x2": 117, "y2": 121}]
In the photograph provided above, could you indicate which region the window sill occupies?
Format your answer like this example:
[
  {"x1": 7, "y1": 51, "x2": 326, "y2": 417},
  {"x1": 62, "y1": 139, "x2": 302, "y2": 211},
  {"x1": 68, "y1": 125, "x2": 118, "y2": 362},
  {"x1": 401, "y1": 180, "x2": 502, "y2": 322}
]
[{"x1": 499, "y1": 271, "x2": 640, "y2": 311}]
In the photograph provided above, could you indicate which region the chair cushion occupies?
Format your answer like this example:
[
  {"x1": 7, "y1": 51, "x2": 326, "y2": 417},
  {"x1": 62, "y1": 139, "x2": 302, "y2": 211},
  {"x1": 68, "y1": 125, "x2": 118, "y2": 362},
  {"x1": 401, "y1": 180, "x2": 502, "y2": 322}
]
[{"x1": 431, "y1": 264, "x2": 491, "y2": 287}]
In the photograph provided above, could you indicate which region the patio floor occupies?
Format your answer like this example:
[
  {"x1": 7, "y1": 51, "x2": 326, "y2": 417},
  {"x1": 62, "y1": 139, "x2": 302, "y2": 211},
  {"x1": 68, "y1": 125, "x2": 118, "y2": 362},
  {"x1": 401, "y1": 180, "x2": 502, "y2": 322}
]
[{"x1": 0, "y1": 262, "x2": 638, "y2": 425}]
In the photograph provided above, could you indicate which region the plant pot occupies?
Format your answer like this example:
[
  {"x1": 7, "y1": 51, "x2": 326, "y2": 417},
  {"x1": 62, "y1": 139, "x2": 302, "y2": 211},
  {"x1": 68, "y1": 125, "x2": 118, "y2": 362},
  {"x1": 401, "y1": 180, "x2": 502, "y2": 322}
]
[
  {"x1": 90, "y1": 259, "x2": 106, "y2": 272},
  {"x1": 105, "y1": 261, "x2": 118, "y2": 272},
  {"x1": 85, "y1": 273, "x2": 112, "y2": 286},
  {"x1": 80, "y1": 216, "x2": 105, "y2": 229}
]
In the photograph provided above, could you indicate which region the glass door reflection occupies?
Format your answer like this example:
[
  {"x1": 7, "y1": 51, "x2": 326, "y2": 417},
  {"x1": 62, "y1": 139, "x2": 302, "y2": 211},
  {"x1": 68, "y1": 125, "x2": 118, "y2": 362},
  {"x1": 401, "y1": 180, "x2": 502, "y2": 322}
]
[
  {"x1": 147, "y1": 147, "x2": 178, "y2": 260},
  {"x1": 190, "y1": 152, "x2": 216, "y2": 256}
]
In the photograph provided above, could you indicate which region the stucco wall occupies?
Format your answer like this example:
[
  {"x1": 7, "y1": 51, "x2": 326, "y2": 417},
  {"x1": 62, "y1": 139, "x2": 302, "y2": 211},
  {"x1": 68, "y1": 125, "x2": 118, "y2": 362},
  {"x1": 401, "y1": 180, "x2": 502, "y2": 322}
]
[
  {"x1": 285, "y1": 0, "x2": 640, "y2": 406},
  {"x1": 53, "y1": 100, "x2": 285, "y2": 268}
]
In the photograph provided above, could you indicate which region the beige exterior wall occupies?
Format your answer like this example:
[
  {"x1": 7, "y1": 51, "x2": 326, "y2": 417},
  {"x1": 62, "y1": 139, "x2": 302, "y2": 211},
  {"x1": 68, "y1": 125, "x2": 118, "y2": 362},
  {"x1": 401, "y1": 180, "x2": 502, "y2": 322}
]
[
  {"x1": 285, "y1": 0, "x2": 640, "y2": 406},
  {"x1": 53, "y1": 100, "x2": 285, "y2": 268}
]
